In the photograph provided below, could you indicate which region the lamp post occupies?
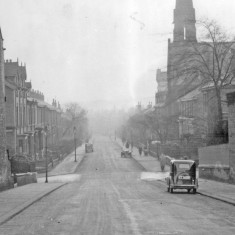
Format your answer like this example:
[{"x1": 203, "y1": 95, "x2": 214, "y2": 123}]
[
  {"x1": 44, "y1": 125, "x2": 48, "y2": 183},
  {"x1": 73, "y1": 126, "x2": 77, "y2": 162}
]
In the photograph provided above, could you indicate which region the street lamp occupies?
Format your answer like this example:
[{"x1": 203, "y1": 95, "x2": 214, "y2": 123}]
[
  {"x1": 73, "y1": 126, "x2": 77, "y2": 162},
  {"x1": 44, "y1": 125, "x2": 48, "y2": 183}
]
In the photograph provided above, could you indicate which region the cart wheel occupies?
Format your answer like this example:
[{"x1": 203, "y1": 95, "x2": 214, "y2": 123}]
[
  {"x1": 187, "y1": 189, "x2": 191, "y2": 193},
  {"x1": 170, "y1": 188, "x2": 173, "y2": 193},
  {"x1": 193, "y1": 189, "x2": 197, "y2": 194}
]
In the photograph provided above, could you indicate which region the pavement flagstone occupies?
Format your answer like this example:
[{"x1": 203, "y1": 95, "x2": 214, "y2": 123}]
[
  {"x1": 0, "y1": 183, "x2": 65, "y2": 225},
  {"x1": 0, "y1": 145, "x2": 86, "y2": 226}
]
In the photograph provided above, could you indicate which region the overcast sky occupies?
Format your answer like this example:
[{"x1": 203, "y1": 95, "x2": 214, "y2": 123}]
[{"x1": 1, "y1": 0, "x2": 235, "y2": 109}]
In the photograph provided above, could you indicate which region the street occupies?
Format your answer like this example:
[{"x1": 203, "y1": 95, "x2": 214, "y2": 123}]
[{"x1": 0, "y1": 135, "x2": 235, "y2": 235}]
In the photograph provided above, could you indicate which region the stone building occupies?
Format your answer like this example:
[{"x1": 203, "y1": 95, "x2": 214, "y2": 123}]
[
  {"x1": 5, "y1": 60, "x2": 64, "y2": 162},
  {"x1": 5, "y1": 60, "x2": 31, "y2": 156},
  {"x1": 155, "y1": 69, "x2": 167, "y2": 113},
  {"x1": 173, "y1": 0, "x2": 196, "y2": 43},
  {"x1": 199, "y1": 91, "x2": 235, "y2": 183},
  {"x1": 165, "y1": 0, "x2": 235, "y2": 144},
  {"x1": 27, "y1": 90, "x2": 63, "y2": 160},
  {"x1": 0, "y1": 29, "x2": 13, "y2": 190},
  {"x1": 5, "y1": 74, "x2": 17, "y2": 156}
]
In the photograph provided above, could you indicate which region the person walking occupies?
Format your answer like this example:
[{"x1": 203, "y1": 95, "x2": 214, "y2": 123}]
[
  {"x1": 131, "y1": 141, "x2": 134, "y2": 151},
  {"x1": 138, "y1": 144, "x2": 142, "y2": 156}
]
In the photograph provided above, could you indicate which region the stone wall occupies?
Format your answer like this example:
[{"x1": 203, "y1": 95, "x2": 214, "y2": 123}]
[
  {"x1": 198, "y1": 144, "x2": 232, "y2": 182},
  {"x1": 0, "y1": 31, "x2": 13, "y2": 191},
  {"x1": 199, "y1": 144, "x2": 229, "y2": 167},
  {"x1": 11, "y1": 160, "x2": 35, "y2": 174},
  {"x1": 227, "y1": 92, "x2": 235, "y2": 183}
]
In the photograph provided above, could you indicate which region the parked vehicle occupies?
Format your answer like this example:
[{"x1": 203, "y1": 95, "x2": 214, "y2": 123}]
[
  {"x1": 121, "y1": 149, "x2": 132, "y2": 158},
  {"x1": 85, "y1": 143, "x2": 94, "y2": 153},
  {"x1": 138, "y1": 146, "x2": 142, "y2": 156},
  {"x1": 166, "y1": 159, "x2": 198, "y2": 194},
  {"x1": 143, "y1": 146, "x2": 148, "y2": 156}
]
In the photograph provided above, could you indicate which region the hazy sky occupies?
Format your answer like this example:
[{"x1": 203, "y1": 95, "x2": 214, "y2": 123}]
[{"x1": 1, "y1": 0, "x2": 235, "y2": 109}]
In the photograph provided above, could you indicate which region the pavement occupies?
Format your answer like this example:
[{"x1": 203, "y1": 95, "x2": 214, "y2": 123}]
[
  {"x1": 37, "y1": 144, "x2": 85, "y2": 178},
  {"x1": 0, "y1": 144, "x2": 86, "y2": 226},
  {"x1": 114, "y1": 138, "x2": 235, "y2": 206}
]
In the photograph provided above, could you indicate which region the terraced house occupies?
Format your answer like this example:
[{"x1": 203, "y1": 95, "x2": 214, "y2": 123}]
[
  {"x1": 5, "y1": 60, "x2": 30, "y2": 156},
  {"x1": 5, "y1": 60, "x2": 64, "y2": 160}
]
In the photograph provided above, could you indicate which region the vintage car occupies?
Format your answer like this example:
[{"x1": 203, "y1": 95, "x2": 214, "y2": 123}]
[
  {"x1": 121, "y1": 149, "x2": 132, "y2": 158},
  {"x1": 166, "y1": 159, "x2": 198, "y2": 194},
  {"x1": 85, "y1": 143, "x2": 94, "y2": 153}
]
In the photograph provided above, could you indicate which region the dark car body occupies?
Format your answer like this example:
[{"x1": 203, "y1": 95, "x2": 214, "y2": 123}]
[
  {"x1": 121, "y1": 150, "x2": 132, "y2": 158},
  {"x1": 166, "y1": 160, "x2": 198, "y2": 193}
]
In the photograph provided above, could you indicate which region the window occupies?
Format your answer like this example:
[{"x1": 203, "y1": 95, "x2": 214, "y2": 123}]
[
  {"x1": 16, "y1": 106, "x2": 18, "y2": 126},
  {"x1": 181, "y1": 100, "x2": 194, "y2": 117},
  {"x1": 19, "y1": 139, "x2": 23, "y2": 153},
  {"x1": 179, "y1": 164, "x2": 190, "y2": 169}
]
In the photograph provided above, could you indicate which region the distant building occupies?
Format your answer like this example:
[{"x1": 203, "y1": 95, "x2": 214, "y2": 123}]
[{"x1": 27, "y1": 90, "x2": 63, "y2": 159}]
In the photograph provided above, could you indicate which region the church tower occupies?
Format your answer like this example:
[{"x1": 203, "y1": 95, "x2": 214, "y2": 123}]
[{"x1": 173, "y1": 0, "x2": 197, "y2": 42}]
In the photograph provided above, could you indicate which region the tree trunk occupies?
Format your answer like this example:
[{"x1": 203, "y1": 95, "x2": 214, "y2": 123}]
[{"x1": 215, "y1": 88, "x2": 224, "y2": 138}]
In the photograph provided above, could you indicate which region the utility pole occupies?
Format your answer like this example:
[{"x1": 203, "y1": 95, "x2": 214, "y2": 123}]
[
  {"x1": 44, "y1": 125, "x2": 48, "y2": 183},
  {"x1": 74, "y1": 127, "x2": 77, "y2": 162}
]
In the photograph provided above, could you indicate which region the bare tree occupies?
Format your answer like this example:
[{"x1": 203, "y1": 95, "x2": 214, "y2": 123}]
[
  {"x1": 168, "y1": 19, "x2": 235, "y2": 141},
  {"x1": 127, "y1": 110, "x2": 171, "y2": 144},
  {"x1": 63, "y1": 102, "x2": 88, "y2": 140}
]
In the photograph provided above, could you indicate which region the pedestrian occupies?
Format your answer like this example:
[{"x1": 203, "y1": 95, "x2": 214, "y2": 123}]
[
  {"x1": 143, "y1": 145, "x2": 148, "y2": 156},
  {"x1": 138, "y1": 144, "x2": 142, "y2": 156},
  {"x1": 160, "y1": 154, "x2": 166, "y2": 172},
  {"x1": 125, "y1": 141, "x2": 130, "y2": 149}
]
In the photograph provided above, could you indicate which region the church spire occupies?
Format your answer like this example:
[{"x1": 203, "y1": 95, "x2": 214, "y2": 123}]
[{"x1": 173, "y1": 0, "x2": 197, "y2": 42}]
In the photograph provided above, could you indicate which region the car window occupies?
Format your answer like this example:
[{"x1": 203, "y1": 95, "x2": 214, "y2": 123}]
[{"x1": 178, "y1": 164, "x2": 190, "y2": 170}]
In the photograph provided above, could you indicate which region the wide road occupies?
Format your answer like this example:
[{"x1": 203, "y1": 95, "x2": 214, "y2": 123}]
[{"x1": 0, "y1": 135, "x2": 235, "y2": 235}]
